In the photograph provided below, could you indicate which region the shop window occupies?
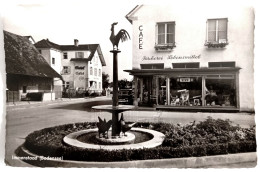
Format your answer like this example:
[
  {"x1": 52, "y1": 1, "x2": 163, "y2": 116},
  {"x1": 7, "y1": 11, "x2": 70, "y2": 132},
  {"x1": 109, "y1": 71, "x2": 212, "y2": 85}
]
[
  {"x1": 63, "y1": 52, "x2": 68, "y2": 59},
  {"x1": 141, "y1": 63, "x2": 164, "y2": 69},
  {"x1": 205, "y1": 18, "x2": 228, "y2": 48},
  {"x1": 172, "y1": 62, "x2": 200, "y2": 69},
  {"x1": 155, "y1": 22, "x2": 175, "y2": 51},
  {"x1": 205, "y1": 78, "x2": 236, "y2": 107},
  {"x1": 90, "y1": 67, "x2": 93, "y2": 75},
  {"x1": 75, "y1": 52, "x2": 84, "y2": 58},
  {"x1": 169, "y1": 77, "x2": 202, "y2": 106},
  {"x1": 63, "y1": 66, "x2": 71, "y2": 74},
  {"x1": 208, "y1": 62, "x2": 235, "y2": 68}
]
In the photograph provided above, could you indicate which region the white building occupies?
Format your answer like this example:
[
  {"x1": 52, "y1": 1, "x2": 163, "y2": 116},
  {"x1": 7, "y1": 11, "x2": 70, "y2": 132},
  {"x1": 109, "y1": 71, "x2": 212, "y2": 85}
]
[
  {"x1": 125, "y1": 5, "x2": 254, "y2": 112},
  {"x1": 35, "y1": 39, "x2": 106, "y2": 95}
]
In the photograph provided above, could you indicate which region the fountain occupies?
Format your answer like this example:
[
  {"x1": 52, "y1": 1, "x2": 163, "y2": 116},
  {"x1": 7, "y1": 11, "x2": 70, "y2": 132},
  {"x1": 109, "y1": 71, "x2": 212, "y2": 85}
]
[{"x1": 63, "y1": 22, "x2": 165, "y2": 149}]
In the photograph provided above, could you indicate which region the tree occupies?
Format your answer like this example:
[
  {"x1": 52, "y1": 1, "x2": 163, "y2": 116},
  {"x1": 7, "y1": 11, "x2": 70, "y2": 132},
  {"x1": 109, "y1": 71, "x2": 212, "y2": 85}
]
[
  {"x1": 118, "y1": 79, "x2": 132, "y2": 89},
  {"x1": 102, "y1": 72, "x2": 110, "y2": 89}
]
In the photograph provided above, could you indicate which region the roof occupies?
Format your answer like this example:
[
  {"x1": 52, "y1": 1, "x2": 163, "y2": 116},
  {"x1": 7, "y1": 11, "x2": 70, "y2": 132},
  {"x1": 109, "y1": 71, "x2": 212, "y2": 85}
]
[
  {"x1": 125, "y1": 5, "x2": 142, "y2": 24},
  {"x1": 4, "y1": 30, "x2": 63, "y2": 80},
  {"x1": 124, "y1": 67, "x2": 241, "y2": 76},
  {"x1": 34, "y1": 39, "x2": 106, "y2": 66}
]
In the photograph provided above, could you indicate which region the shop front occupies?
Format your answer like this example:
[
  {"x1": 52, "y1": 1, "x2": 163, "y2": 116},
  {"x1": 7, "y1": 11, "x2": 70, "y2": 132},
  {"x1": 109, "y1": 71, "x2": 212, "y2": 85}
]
[{"x1": 126, "y1": 67, "x2": 240, "y2": 111}]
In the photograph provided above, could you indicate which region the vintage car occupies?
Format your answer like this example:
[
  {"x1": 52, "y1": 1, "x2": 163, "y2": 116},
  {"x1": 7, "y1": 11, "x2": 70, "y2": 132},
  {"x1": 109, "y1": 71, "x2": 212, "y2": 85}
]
[{"x1": 118, "y1": 89, "x2": 133, "y2": 105}]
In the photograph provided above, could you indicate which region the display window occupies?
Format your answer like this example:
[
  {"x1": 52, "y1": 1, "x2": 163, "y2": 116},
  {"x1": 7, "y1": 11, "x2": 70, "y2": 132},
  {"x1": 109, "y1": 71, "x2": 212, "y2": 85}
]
[
  {"x1": 169, "y1": 77, "x2": 202, "y2": 106},
  {"x1": 205, "y1": 78, "x2": 236, "y2": 107}
]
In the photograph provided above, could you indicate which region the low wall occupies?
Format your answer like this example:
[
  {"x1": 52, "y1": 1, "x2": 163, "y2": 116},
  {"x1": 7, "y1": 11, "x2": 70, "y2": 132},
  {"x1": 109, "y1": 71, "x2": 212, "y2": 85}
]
[{"x1": 42, "y1": 93, "x2": 55, "y2": 101}]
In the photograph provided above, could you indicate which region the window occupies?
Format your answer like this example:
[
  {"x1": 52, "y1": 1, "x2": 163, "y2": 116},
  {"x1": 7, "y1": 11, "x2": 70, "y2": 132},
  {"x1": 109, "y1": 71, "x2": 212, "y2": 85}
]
[
  {"x1": 52, "y1": 57, "x2": 55, "y2": 64},
  {"x1": 172, "y1": 63, "x2": 200, "y2": 69},
  {"x1": 90, "y1": 67, "x2": 93, "y2": 75},
  {"x1": 140, "y1": 63, "x2": 164, "y2": 69},
  {"x1": 99, "y1": 82, "x2": 101, "y2": 89},
  {"x1": 94, "y1": 68, "x2": 97, "y2": 76},
  {"x1": 208, "y1": 62, "x2": 235, "y2": 68},
  {"x1": 75, "y1": 52, "x2": 84, "y2": 58},
  {"x1": 155, "y1": 22, "x2": 175, "y2": 51},
  {"x1": 99, "y1": 69, "x2": 101, "y2": 77},
  {"x1": 206, "y1": 18, "x2": 228, "y2": 47},
  {"x1": 63, "y1": 52, "x2": 68, "y2": 59},
  {"x1": 63, "y1": 66, "x2": 71, "y2": 74}
]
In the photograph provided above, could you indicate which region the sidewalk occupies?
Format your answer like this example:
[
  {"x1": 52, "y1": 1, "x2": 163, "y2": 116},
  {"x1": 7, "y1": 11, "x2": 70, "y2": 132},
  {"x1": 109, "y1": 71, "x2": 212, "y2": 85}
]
[{"x1": 6, "y1": 96, "x2": 112, "y2": 111}]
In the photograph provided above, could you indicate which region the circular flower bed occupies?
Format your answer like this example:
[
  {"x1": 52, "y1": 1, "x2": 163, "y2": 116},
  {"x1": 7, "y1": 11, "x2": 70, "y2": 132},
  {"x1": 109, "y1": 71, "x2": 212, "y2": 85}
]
[{"x1": 22, "y1": 117, "x2": 256, "y2": 162}]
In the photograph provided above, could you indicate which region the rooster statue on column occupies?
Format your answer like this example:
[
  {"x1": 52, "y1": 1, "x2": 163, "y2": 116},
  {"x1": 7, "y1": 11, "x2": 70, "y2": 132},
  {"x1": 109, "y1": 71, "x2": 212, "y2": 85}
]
[{"x1": 109, "y1": 22, "x2": 130, "y2": 50}]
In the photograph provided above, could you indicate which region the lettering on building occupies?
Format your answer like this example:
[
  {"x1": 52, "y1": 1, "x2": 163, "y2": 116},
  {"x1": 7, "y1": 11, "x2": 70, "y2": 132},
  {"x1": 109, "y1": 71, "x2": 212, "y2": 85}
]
[
  {"x1": 142, "y1": 56, "x2": 163, "y2": 61},
  {"x1": 139, "y1": 25, "x2": 143, "y2": 49},
  {"x1": 167, "y1": 55, "x2": 201, "y2": 60},
  {"x1": 75, "y1": 66, "x2": 85, "y2": 70}
]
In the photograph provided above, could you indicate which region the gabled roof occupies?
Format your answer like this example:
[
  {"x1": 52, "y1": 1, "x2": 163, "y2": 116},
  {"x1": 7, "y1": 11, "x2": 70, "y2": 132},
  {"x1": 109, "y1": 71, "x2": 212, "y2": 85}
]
[
  {"x1": 34, "y1": 39, "x2": 61, "y2": 50},
  {"x1": 34, "y1": 39, "x2": 106, "y2": 66},
  {"x1": 125, "y1": 5, "x2": 142, "y2": 24},
  {"x1": 4, "y1": 30, "x2": 63, "y2": 79}
]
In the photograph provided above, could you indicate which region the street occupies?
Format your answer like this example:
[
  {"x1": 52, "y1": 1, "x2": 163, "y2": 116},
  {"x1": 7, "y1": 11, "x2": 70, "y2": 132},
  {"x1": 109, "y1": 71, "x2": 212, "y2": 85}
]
[{"x1": 5, "y1": 97, "x2": 256, "y2": 167}]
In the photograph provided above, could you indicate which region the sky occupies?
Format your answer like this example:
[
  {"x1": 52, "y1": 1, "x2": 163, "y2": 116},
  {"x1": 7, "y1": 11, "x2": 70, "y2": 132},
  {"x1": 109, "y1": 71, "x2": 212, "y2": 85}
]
[{"x1": 1, "y1": 0, "x2": 137, "y2": 82}]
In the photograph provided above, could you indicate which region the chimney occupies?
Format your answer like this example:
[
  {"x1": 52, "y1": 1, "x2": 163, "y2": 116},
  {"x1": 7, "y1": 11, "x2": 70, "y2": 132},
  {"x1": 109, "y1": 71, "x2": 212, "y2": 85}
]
[{"x1": 74, "y1": 39, "x2": 79, "y2": 46}]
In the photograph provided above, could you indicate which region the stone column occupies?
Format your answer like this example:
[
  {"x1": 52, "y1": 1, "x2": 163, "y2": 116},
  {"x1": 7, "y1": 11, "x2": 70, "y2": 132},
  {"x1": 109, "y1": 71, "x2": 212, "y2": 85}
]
[
  {"x1": 155, "y1": 76, "x2": 159, "y2": 105},
  {"x1": 134, "y1": 76, "x2": 138, "y2": 107},
  {"x1": 202, "y1": 76, "x2": 206, "y2": 106},
  {"x1": 140, "y1": 78, "x2": 143, "y2": 102},
  {"x1": 166, "y1": 77, "x2": 170, "y2": 105},
  {"x1": 110, "y1": 50, "x2": 121, "y2": 137}
]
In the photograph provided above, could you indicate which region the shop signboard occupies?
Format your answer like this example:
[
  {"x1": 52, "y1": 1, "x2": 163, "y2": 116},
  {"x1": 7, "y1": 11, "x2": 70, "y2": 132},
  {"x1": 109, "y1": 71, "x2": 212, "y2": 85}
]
[{"x1": 179, "y1": 78, "x2": 191, "y2": 82}]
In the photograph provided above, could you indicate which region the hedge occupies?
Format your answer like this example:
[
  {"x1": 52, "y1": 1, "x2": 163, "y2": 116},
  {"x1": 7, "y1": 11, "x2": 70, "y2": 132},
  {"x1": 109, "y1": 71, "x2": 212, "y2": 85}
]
[{"x1": 23, "y1": 118, "x2": 256, "y2": 162}]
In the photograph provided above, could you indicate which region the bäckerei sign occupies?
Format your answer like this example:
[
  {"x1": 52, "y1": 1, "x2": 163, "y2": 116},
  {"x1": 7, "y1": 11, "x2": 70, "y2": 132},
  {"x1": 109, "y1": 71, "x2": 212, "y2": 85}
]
[{"x1": 142, "y1": 55, "x2": 201, "y2": 61}]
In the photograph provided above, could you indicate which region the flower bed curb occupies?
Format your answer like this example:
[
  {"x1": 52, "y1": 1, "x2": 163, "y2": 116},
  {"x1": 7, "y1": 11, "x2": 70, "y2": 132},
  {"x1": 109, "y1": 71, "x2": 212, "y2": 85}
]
[{"x1": 17, "y1": 146, "x2": 257, "y2": 168}]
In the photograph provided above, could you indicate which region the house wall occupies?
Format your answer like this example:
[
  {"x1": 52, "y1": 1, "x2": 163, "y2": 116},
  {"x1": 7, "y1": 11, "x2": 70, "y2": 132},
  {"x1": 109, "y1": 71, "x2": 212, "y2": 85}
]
[
  {"x1": 50, "y1": 49, "x2": 62, "y2": 74},
  {"x1": 88, "y1": 51, "x2": 103, "y2": 92},
  {"x1": 61, "y1": 50, "x2": 102, "y2": 92},
  {"x1": 129, "y1": 5, "x2": 254, "y2": 111},
  {"x1": 6, "y1": 74, "x2": 53, "y2": 101}
]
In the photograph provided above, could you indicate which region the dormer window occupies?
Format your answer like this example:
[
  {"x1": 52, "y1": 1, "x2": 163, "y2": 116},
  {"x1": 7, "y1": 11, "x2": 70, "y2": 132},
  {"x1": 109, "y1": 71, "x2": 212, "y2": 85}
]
[
  {"x1": 205, "y1": 18, "x2": 228, "y2": 48},
  {"x1": 155, "y1": 22, "x2": 175, "y2": 51}
]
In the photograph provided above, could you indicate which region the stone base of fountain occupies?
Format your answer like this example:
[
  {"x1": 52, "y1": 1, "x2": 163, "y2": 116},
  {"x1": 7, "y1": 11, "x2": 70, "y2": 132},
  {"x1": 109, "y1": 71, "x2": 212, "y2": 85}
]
[
  {"x1": 95, "y1": 130, "x2": 136, "y2": 144},
  {"x1": 63, "y1": 127, "x2": 165, "y2": 150}
]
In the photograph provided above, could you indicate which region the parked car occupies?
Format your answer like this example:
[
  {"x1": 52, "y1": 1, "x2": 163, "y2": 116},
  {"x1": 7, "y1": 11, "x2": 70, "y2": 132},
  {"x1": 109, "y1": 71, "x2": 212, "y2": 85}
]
[{"x1": 118, "y1": 89, "x2": 133, "y2": 105}]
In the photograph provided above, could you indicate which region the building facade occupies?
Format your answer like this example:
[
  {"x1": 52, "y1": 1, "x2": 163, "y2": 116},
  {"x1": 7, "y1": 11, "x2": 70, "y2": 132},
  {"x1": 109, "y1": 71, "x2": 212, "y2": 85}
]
[
  {"x1": 35, "y1": 39, "x2": 106, "y2": 95},
  {"x1": 4, "y1": 31, "x2": 62, "y2": 102},
  {"x1": 125, "y1": 5, "x2": 254, "y2": 112}
]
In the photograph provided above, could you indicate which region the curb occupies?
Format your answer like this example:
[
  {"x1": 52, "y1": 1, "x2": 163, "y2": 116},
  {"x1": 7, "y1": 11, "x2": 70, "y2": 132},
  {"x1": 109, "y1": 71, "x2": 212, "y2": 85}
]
[
  {"x1": 6, "y1": 97, "x2": 112, "y2": 111},
  {"x1": 17, "y1": 146, "x2": 257, "y2": 168}
]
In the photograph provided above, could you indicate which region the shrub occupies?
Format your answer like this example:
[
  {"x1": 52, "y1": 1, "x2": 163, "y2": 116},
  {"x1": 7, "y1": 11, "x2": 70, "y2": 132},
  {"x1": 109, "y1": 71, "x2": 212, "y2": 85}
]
[{"x1": 22, "y1": 119, "x2": 256, "y2": 162}]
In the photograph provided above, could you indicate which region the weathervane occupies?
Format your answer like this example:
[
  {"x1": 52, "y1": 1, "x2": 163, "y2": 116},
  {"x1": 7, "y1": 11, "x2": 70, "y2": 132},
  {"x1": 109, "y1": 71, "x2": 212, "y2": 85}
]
[{"x1": 109, "y1": 22, "x2": 130, "y2": 50}]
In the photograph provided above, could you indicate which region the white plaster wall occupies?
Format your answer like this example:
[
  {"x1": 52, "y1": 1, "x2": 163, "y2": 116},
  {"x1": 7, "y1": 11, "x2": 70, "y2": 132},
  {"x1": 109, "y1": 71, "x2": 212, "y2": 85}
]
[
  {"x1": 88, "y1": 51, "x2": 103, "y2": 91},
  {"x1": 50, "y1": 49, "x2": 62, "y2": 73},
  {"x1": 130, "y1": 5, "x2": 254, "y2": 111},
  {"x1": 40, "y1": 49, "x2": 51, "y2": 64}
]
